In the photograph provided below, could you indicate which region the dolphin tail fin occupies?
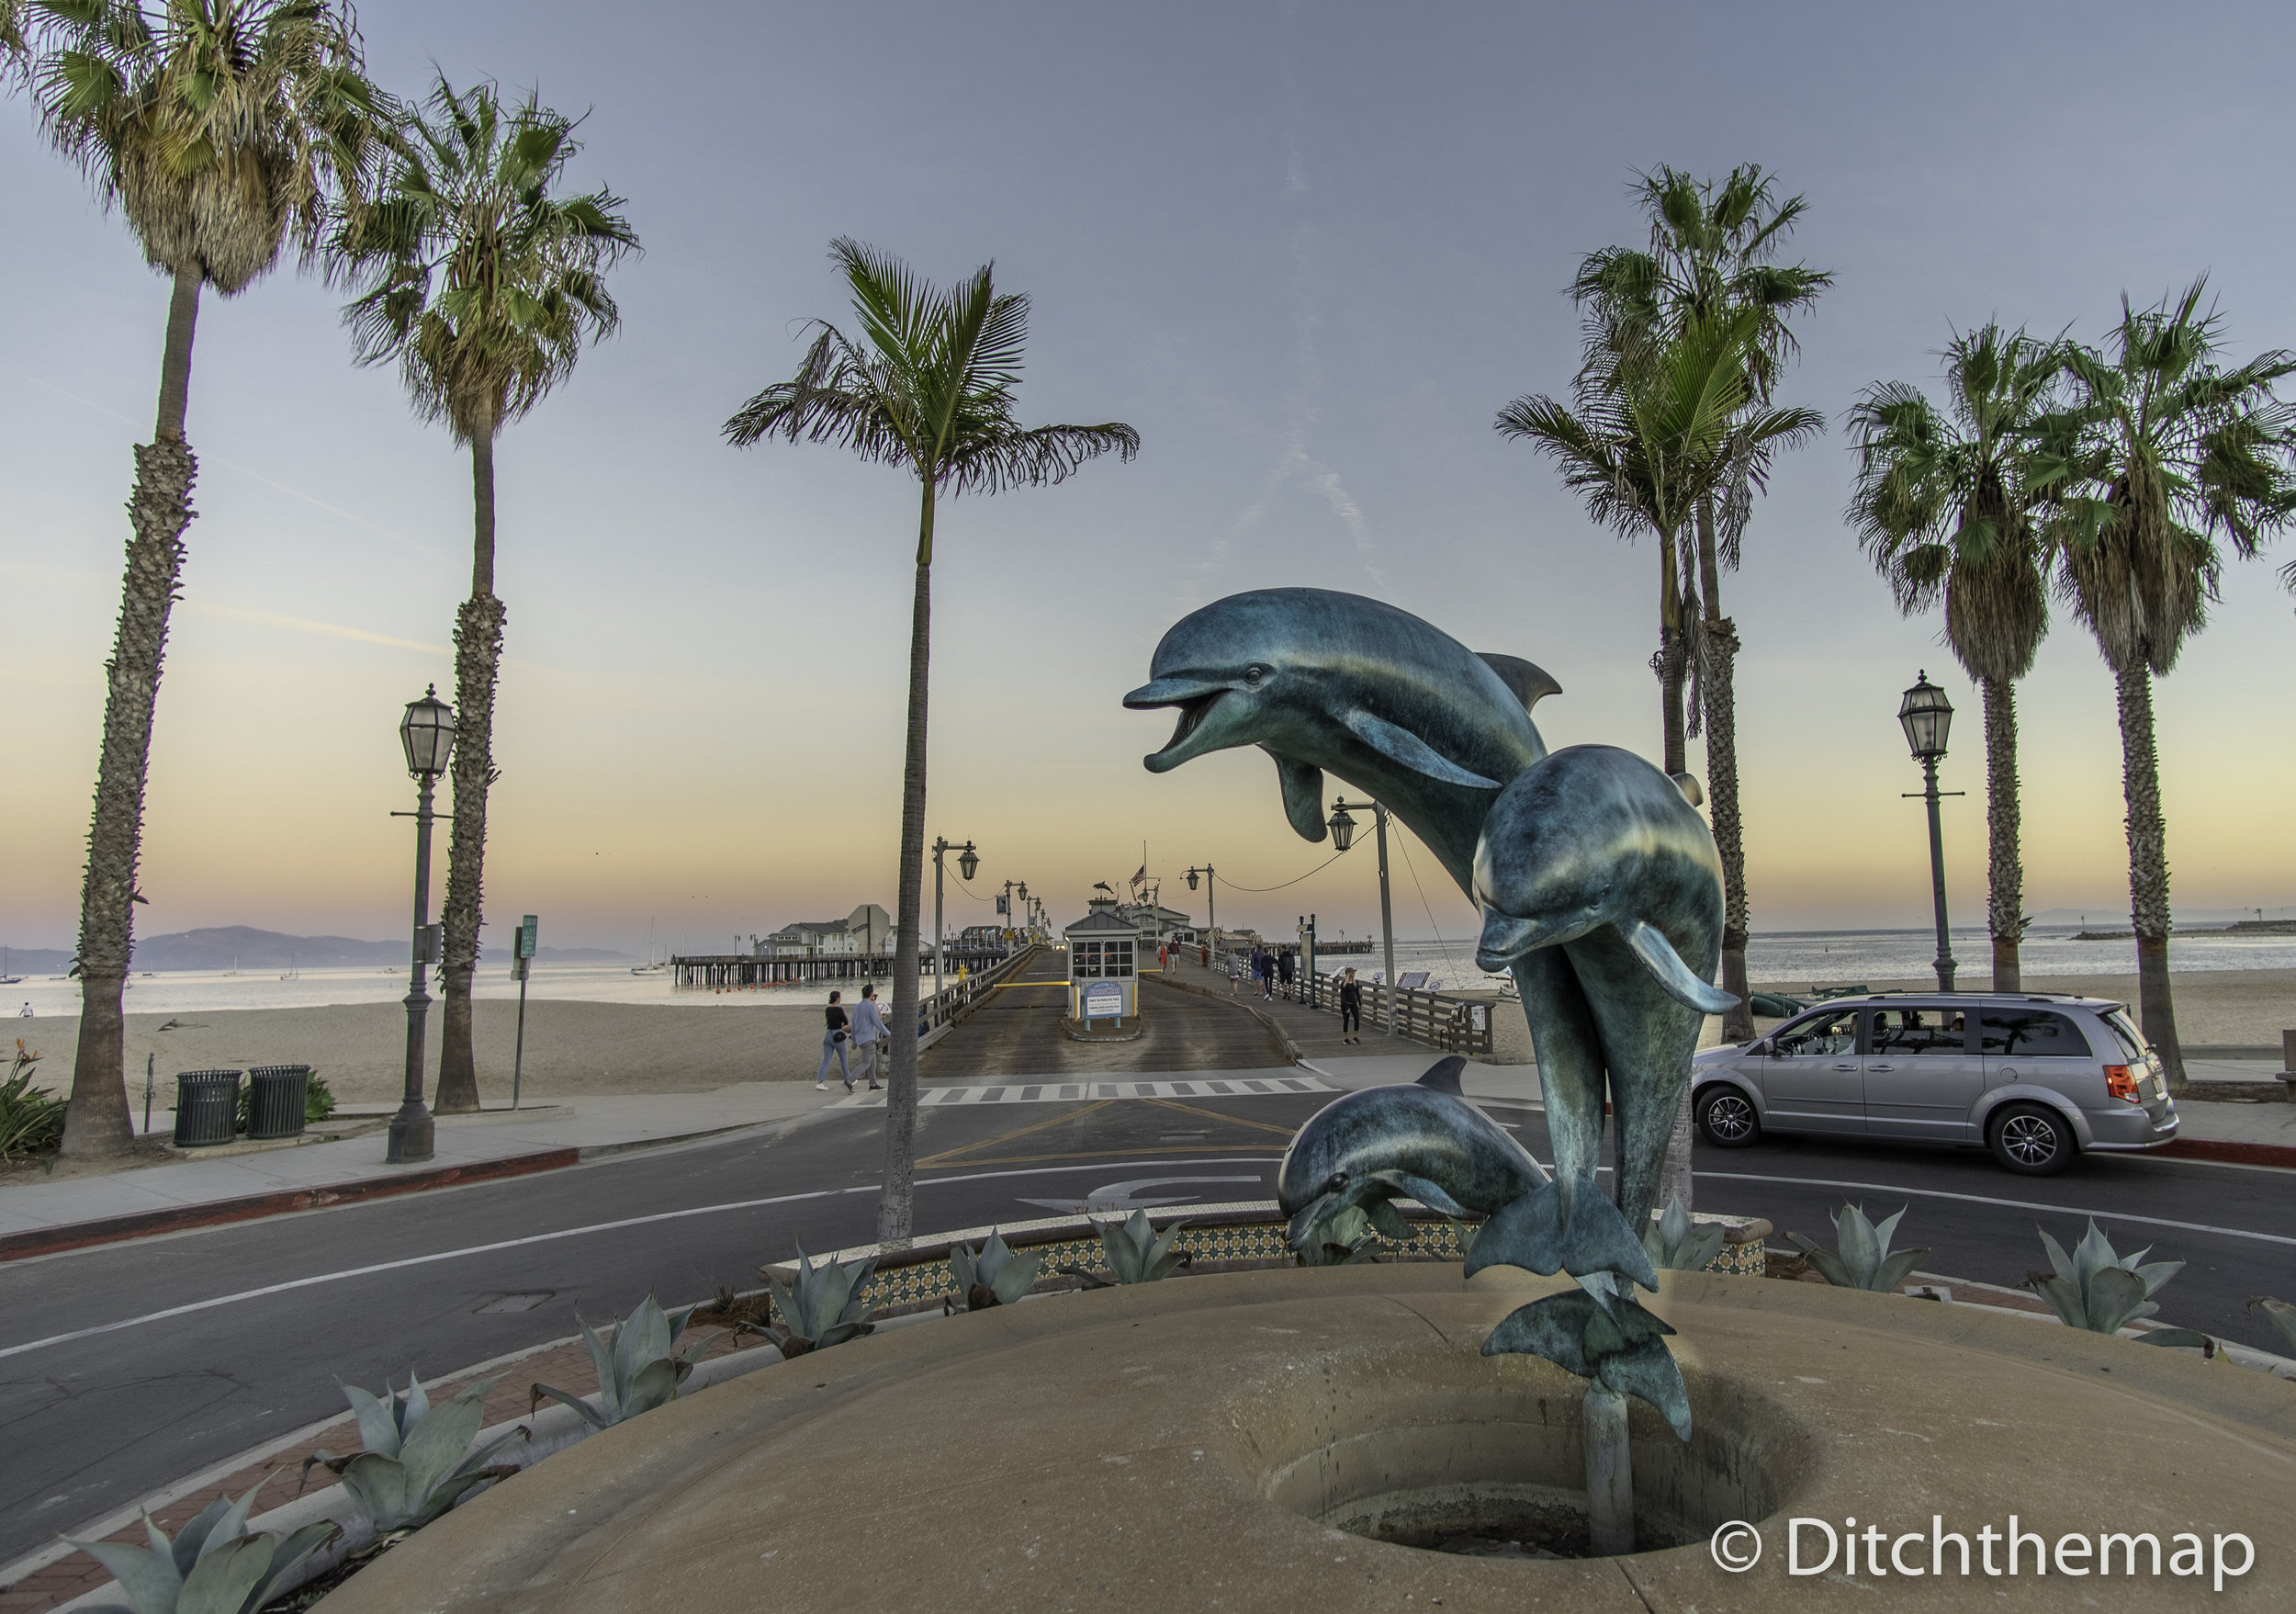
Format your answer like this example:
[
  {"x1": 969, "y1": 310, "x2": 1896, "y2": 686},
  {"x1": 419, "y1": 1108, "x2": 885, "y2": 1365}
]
[
  {"x1": 1669, "y1": 772, "x2": 1704, "y2": 807},
  {"x1": 1483, "y1": 1289, "x2": 1691, "y2": 1440},
  {"x1": 1463, "y1": 1175, "x2": 1658, "y2": 1290},
  {"x1": 1270, "y1": 753, "x2": 1328, "y2": 842},
  {"x1": 1477, "y1": 653, "x2": 1563, "y2": 711},
  {"x1": 1618, "y1": 918, "x2": 1737, "y2": 1014},
  {"x1": 1414, "y1": 1055, "x2": 1467, "y2": 1095}
]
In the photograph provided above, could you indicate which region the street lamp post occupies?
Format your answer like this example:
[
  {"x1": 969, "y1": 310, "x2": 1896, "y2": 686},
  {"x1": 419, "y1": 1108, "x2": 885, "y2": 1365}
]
[
  {"x1": 1328, "y1": 798, "x2": 1397, "y2": 1036},
  {"x1": 931, "y1": 837, "x2": 979, "y2": 1000},
  {"x1": 1898, "y1": 672, "x2": 1964, "y2": 992},
  {"x1": 1185, "y1": 865, "x2": 1216, "y2": 954},
  {"x1": 388, "y1": 686, "x2": 456, "y2": 1164}
]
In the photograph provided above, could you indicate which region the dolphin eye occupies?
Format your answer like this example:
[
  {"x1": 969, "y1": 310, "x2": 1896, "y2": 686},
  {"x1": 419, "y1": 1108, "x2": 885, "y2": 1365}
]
[
  {"x1": 1325, "y1": 1169, "x2": 1349, "y2": 1191},
  {"x1": 1244, "y1": 664, "x2": 1266, "y2": 686}
]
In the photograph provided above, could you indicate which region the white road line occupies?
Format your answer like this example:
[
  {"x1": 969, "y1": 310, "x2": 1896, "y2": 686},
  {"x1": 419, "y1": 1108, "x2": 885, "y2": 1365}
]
[
  {"x1": 0, "y1": 1157, "x2": 1284, "y2": 1362},
  {"x1": 1695, "y1": 1168, "x2": 2296, "y2": 1247}
]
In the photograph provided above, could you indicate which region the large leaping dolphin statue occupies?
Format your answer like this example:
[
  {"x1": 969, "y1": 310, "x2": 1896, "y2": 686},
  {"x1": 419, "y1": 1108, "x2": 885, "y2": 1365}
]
[{"x1": 1125, "y1": 588, "x2": 1555, "y2": 876}]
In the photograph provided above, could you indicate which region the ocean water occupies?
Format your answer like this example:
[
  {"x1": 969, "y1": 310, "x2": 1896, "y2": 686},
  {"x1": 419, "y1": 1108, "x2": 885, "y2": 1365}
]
[{"x1": 9, "y1": 927, "x2": 2291, "y2": 1023}]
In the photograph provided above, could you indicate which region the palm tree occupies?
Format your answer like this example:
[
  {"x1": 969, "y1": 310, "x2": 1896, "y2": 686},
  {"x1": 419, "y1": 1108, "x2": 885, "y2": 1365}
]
[
  {"x1": 1571, "y1": 165, "x2": 1829, "y2": 1038},
  {"x1": 726, "y1": 240, "x2": 1138, "y2": 1242},
  {"x1": 331, "y1": 74, "x2": 637, "y2": 1111},
  {"x1": 2043, "y1": 280, "x2": 2296, "y2": 1092},
  {"x1": 1498, "y1": 310, "x2": 1815, "y2": 1214},
  {"x1": 4, "y1": 0, "x2": 388, "y2": 1157},
  {"x1": 1849, "y1": 324, "x2": 2065, "y2": 992}
]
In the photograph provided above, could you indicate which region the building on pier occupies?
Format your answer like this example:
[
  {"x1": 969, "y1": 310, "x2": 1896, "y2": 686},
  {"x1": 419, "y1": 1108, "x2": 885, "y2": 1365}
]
[{"x1": 758, "y1": 904, "x2": 895, "y2": 959}]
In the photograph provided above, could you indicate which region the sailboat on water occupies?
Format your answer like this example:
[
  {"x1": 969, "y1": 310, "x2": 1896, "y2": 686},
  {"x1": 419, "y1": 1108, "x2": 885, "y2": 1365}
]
[
  {"x1": 0, "y1": 948, "x2": 20, "y2": 986},
  {"x1": 629, "y1": 919, "x2": 669, "y2": 975}
]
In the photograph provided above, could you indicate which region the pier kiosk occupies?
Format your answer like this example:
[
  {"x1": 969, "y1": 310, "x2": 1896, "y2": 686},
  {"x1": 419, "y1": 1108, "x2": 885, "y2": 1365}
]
[{"x1": 1064, "y1": 903, "x2": 1140, "y2": 1026}]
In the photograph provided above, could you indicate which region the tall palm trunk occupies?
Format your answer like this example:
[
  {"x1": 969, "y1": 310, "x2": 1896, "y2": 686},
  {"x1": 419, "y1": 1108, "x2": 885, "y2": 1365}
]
[
  {"x1": 1981, "y1": 676, "x2": 2023, "y2": 992},
  {"x1": 2112, "y1": 663, "x2": 2186, "y2": 1090},
  {"x1": 63, "y1": 267, "x2": 203, "y2": 1159},
  {"x1": 1656, "y1": 531, "x2": 1687, "y2": 775},
  {"x1": 435, "y1": 429, "x2": 504, "y2": 1113},
  {"x1": 1694, "y1": 498, "x2": 1755, "y2": 1042},
  {"x1": 880, "y1": 479, "x2": 936, "y2": 1245}
]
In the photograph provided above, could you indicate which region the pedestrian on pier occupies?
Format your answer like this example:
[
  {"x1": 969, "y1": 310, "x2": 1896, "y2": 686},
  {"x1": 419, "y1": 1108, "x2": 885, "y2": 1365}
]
[
  {"x1": 816, "y1": 990, "x2": 852, "y2": 1090},
  {"x1": 1339, "y1": 968, "x2": 1363, "y2": 1043},
  {"x1": 850, "y1": 984, "x2": 887, "y2": 1092},
  {"x1": 1226, "y1": 951, "x2": 1241, "y2": 993},
  {"x1": 1255, "y1": 946, "x2": 1274, "y2": 1000},
  {"x1": 1277, "y1": 947, "x2": 1295, "y2": 1001}
]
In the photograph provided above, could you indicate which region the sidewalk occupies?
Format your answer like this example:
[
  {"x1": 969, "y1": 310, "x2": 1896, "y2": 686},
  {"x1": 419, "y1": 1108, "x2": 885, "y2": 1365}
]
[{"x1": 0, "y1": 1083, "x2": 845, "y2": 1262}]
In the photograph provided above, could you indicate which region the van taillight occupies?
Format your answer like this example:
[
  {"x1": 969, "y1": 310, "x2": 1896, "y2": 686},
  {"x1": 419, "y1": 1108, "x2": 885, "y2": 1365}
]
[{"x1": 2104, "y1": 1065, "x2": 2139, "y2": 1101}]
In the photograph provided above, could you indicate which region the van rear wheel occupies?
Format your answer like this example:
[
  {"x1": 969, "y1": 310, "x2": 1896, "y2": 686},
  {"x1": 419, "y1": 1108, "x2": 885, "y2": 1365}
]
[{"x1": 1989, "y1": 1103, "x2": 2074, "y2": 1176}]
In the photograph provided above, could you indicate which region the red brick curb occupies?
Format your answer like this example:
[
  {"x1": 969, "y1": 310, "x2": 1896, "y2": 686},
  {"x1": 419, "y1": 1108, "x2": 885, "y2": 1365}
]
[
  {"x1": 2158, "y1": 1136, "x2": 2296, "y2": 1169},
  {"x1": 0, "y1": 1149, "x2": 581, "y2": 1265}
]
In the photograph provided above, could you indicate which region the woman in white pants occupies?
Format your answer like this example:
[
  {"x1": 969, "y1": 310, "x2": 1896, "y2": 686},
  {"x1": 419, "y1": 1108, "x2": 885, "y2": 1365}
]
[{"x1": 849, "y1": 983, "x2": 887, "y2": 1092}]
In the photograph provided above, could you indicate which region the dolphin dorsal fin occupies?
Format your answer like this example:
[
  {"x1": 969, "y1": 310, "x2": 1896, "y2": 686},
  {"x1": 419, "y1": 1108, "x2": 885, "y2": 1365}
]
[
  {"x1": 1477, "y1": 654, "x2": 1563, "y2": 711},
  {"x1": 1415, "y1": 1055, "x2": 1467, "y2": 1095},
  {"x1": 1342, "y1": 711, "x2": 1502, "y2": 790},
  {"x1": 1670, "y1": 772, "x2": 1705, "y2": 807}
]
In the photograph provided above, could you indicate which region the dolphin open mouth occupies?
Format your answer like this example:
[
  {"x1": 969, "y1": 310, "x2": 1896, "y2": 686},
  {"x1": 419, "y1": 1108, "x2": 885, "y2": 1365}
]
[{"x1": 1125, "y1": 677, "x2": 1236, "y2": 773}]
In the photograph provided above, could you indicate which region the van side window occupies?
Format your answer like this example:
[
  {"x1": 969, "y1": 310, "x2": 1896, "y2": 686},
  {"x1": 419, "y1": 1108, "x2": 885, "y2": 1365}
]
[
  {"x1": 1872, "y1": 1007, "x2": 1969, "y2": 1055},
  {"x1": 1979, "y1": 1010, "x2": 2093, "y2": 1057},
  {"x1": 1773, "y1": 1010, "x2": 1858, "y2": 1057}
]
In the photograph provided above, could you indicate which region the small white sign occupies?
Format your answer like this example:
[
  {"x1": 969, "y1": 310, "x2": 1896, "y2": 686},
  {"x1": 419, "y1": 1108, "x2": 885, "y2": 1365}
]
[{"x1": 1083, "y1": 981, "x2": 1123, "y2": 1021}]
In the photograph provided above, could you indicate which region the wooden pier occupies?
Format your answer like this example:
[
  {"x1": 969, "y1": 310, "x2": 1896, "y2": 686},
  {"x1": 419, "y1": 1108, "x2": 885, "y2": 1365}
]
[{"x1": 672, "y1": 949, "x2": 1015, "y2": 990}]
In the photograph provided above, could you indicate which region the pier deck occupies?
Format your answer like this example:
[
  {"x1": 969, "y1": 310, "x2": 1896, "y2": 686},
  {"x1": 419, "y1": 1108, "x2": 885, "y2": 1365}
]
[{"x1": 922, "y1": 947, "x2": 1288, "y2": 1076}]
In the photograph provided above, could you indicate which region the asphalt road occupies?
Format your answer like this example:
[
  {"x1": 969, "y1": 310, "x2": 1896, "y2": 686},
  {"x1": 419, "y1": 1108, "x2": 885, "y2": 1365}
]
[{"x1": 3, "y1": 1087, "x2": 2291, "y2": 1566}]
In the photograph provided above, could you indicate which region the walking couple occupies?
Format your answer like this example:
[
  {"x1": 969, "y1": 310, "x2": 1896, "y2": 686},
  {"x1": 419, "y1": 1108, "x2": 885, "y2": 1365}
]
[{"x1": 816, "y1": 985, "x2": 887, "y2": 1093}]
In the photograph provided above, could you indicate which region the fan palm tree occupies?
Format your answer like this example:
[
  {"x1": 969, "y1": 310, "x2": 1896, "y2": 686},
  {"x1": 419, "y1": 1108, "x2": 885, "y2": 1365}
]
[
  {"x1": 726, "y1": 240, "x2": 1138, "y2": 1242},
  {"x1": 1849, "y1": 325, "x2": 2065, "y2": 992},
  {"x1": 3, "y1": 0, "x2": 388, "y2": 1157},
  {"x1": 1499, "y1": 310, "x2": 1815, "y2": 1213},
  {"x1": 331, "y1": 74, "x2": 637, "y2": 1112},
  {"x1": 1571, "y1": 165, "x2": 1829, "y2": 1037},
  {"x1": 2043, "y1": 280, "x2": 2296, "y2": 1092}
]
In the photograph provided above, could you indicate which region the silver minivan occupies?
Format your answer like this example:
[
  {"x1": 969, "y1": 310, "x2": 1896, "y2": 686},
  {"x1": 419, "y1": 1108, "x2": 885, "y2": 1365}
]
[{"x1": 1690, "y1": 993, "x2": 2179, "y2": 1175}]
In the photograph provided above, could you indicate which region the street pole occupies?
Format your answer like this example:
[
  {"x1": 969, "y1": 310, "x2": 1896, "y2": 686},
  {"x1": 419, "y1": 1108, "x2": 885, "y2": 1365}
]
[
  {"x1": 512, "y1": 913, "x2": 536, "y2": 1111},
  {"x1": 388, "y1": 769, "x2": 439, "y2": 1163},
  {"x1": 1921, "y1": 755, "x2": 1956, "y2": 991},
  {"x1": 1374, "y1": 804, "x2": 1397, "y2": 1037},
  {"x1": 933, "y1": 840, "x2": 947, "y2": 1001}
]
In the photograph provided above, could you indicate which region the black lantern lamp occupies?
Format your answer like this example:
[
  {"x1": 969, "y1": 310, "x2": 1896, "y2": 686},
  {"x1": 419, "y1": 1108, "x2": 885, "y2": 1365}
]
[
  {"x1": 1897, "y1": 672, "x2": 1953, "y2": 762},
  {"x1": 1185, "y1": 869, "x2": 1199, "y2": 891},
  {"x1": 400, "y1": 684, "x2": 456, "y2": 778},
  {"x1": 958, "y1": 842, "x2": 980, "y2": 881},
  {"x1": 1326, "y1": 803, "x2": 1357, "y2": 852}
]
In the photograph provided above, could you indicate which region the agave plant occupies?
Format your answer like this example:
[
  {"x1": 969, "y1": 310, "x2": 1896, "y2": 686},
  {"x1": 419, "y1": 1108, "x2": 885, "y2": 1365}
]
[
  {"x1": 1643, "y1": 1197, "x2": 1727, "y2": 1272},
  {"x1": 760, "y1": 1245, "x2": 878, "y2": 1355},
  {"x1": 1061, "y1": 1212, "x2": 1192, "y2": 1287},
  {"x1": 301, "y1": 1371, "x2": 524, "y2": 1533},
  {"x1": 1295, "y1": 1203, "x2": 1389, "y2": 1267},
  {"x1": 2250, "y1": 1296, "x2": 2296, "y2": 1353},
  {"x1": 948, "y1": 1230, "x2": 1041, "y2": 1309},
  {"x1": 2, "y1": 1039, "x2": 66, "y2": 1163},
  {"x1": 2029, "y1": 1220, "x2": 2186, "y2": 1337},
  {"x1": 65, "y1": 1481, "x2": 336, "y2": 1614},
  {"x1": 1786, "y1": 1203, "x2": 1930, "y2": 1292},
  {"x1": 530, "y1": 1295, "x2": 710, "y2": 1429}
]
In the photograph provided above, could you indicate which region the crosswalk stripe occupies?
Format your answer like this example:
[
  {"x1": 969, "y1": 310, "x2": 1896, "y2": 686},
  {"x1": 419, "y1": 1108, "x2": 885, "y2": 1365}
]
[{"x1": 827, "y1": 1075, "x2": 1334, "y2": 1110}]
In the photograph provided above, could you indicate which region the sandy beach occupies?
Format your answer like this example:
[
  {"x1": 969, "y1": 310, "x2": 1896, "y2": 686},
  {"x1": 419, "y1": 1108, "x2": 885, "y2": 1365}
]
[
  {"x1": 9, "y1": 969, "x2": 2286, "y2": 1106},
  {"x1": 11, "y1": 999, "x2": 838, "y2": 1108}
]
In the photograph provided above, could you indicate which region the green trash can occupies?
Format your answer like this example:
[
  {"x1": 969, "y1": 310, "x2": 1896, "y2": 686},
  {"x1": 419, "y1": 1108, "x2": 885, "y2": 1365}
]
[
  {"x1": 174, "y1": 1070, "x2": 242, "y2": 1147},
  {"x1": 246, "y1": 1065, "x2": 311, "y2": 1140}
]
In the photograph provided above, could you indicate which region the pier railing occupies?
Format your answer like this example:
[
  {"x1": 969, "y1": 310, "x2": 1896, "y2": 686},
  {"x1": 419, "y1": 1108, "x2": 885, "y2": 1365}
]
[
  {"x1": 1206, "y1": 950, "x2": 1494, "y2": 1055},
  {"x1": 918, "y1": 943, "x2": 1041, "y2": 1048}
]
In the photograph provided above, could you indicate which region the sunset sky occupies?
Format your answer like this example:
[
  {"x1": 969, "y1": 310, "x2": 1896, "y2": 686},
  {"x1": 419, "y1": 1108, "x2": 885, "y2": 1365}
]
[{"x1": 7, "y1": 2, "x2": 2295, "y2": 958}]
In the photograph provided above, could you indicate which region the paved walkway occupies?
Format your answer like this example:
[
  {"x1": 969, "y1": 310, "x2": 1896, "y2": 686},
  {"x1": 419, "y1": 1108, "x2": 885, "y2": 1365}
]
[{"x1": 920, "y1": 948, "x2": 1289, "y2": 1075}]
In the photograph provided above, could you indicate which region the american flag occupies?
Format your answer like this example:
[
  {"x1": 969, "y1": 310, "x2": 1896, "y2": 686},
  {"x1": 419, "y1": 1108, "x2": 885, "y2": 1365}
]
[{"x1": 1130, "y1": 864, "x2": 1146, "y2": 889}]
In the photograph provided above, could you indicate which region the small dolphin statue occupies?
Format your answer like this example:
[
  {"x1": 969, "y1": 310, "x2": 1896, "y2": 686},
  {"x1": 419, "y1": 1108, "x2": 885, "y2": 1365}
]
[{"x1": 1277, "y1": 1057, "x2": 1688, "y2": 1435}]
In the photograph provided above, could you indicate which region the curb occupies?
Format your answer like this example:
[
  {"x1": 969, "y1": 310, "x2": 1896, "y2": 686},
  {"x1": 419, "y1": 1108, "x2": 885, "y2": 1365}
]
[
  {"x1": 2158, "y1": 1136, "x2": 2296, "y2": 1169},
  {"x1": 0, "y1": 1150, "x2": 578, "y2": 1264}
]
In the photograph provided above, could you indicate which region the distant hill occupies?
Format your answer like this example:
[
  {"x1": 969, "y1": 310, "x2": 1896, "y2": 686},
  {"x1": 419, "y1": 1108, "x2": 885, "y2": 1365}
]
[{"x1": 0, "y1": 927, "x2": 634, "y2": 973}]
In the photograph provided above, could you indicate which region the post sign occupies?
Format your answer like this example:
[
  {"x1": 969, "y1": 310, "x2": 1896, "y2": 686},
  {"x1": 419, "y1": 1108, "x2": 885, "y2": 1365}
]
[
  {"x1": 1083, "y1": 980, "x2": 1123, "y2": 1021},
  {"x1": 996, "y1": 895, "x2": 1009, "y2": 915},
  {"x1": 517, "y1": 915, "x2": 538, "y2": 959}
]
